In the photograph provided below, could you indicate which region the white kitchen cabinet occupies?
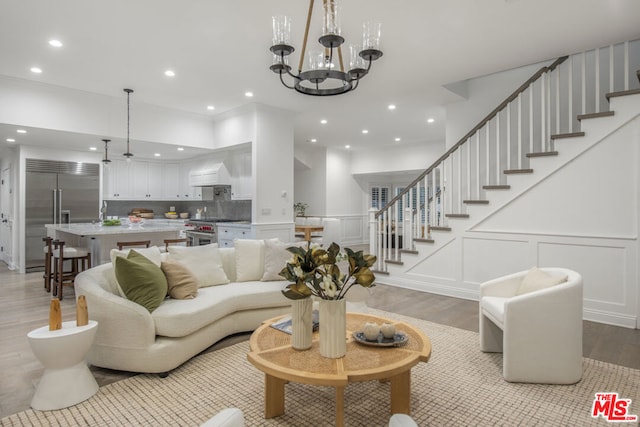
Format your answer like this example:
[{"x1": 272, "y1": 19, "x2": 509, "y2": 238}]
[
  {"x1": 229, "y1": 150, "x2": 252, "y2": 200},
  {"x1": 216, "y1": 223, "x2": 252, "y2": 248},
  {"x1": 162, "y1": 163, "x2": 181, "y2": 200},
  {"x1": 130, "y1": 161, "x2": 163, "y2": 199},
  {"x1": 105, "y1": 160, "x2": 167, "y2": 200},
  {"x1": 104, "y1": 159, "x2": 131, "y2": 199}
]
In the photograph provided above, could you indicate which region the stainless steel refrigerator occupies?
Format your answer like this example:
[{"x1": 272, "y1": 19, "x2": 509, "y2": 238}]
[{"x1": 25, "y1": 159, "x2": 100, "y2": 272}]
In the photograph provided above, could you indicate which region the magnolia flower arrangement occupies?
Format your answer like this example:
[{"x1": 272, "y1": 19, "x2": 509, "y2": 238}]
[{"x1": 280, "y1": 242, "x2": 377, "y2": 300}]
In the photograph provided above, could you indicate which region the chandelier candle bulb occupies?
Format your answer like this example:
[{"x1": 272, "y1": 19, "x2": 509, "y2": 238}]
[
  {"x1": 362, "y1": 22, "x2": 382, "y2": 50},
  {"x1": 322, "y1": 0, "x2": 341, "y2": 36},
  {"x1": 272, "y1": 15, "x2": 292, "y2": 45}
]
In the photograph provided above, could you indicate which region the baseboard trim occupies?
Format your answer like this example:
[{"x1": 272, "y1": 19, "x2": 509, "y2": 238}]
[{"x1": 583, "y1": 308, "x2": 637, "y2": 329}]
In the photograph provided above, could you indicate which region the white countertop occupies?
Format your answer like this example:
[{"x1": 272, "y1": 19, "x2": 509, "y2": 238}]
[{"x1": 45, "y1": 221, "x2": 192, "y2": 236}]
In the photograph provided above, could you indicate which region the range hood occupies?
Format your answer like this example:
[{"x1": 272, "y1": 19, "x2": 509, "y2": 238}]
[{"x1": 189, "y1": 163, "x2": 230, "y2": 186}]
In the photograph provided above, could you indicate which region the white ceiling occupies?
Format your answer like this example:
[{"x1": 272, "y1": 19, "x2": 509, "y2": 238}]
[{"x1": 1, "y1": 0, "x2": 639, "y2": 157}]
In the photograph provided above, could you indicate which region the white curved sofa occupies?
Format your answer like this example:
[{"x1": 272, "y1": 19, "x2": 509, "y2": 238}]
[{"x1": 75, "y1": 243, "x2": 292, "y2": 374}]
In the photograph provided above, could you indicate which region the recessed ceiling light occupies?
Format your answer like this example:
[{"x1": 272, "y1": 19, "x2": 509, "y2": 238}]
[
  {"x1": 154, "y1": 153, "x2": 161, "y2": 157},
  {"x1": 388, "y1": 104, "x2": 396, "y2": 110},
  {"x1": 427, "y1": 117, "x2": 435, "y2": 123},
  {"x1": 164, "y1": 70, "x2": 175, "y2": 77},
  {"x1": 177, "y1": 147, "x2": 185, "y2": 151},
  {"x1": 6, "y1": 138, "x2": 15, "y2": 143},
  {"x1": 89, "y1": 147, "x2": 97, "y2": 151},
  {"x1": 207, "y1": 105, "x2": 215, "y2": 111},
  {"x1": 395, "y1": 137, "x2": 401, "y2": 142},
  {"x1": 310, "y1": 138, "x2": 317, "y2": 143},
  {"x1": 30, "y1": 67, "x2": 42, "y2": 74},
  {"x1": 16, "y1": 129, "x2": 27, "y2": 134},
  {"x1": 48, "y1": 39, "x2": 63, "y2": 48},
  {"x1": 362, "y1": 129, "x2": 369, "y2": 134},
  {"x1": 245, "y1": 91, "x2": 254, "y2": 97},
  {"x1": 320, "y1": 119, "x2": 327, "y2": 124},
  {"x1": 345, "y1": 145, "x2": 351, "y2": 149}
]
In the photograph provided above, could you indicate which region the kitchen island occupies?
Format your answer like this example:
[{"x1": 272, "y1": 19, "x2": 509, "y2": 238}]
[{"x1": 45, "y1": 220, "x2": 192, "y2": 265}]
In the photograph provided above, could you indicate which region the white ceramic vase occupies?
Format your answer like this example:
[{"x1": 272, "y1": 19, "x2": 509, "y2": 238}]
[
  {"x1": 319, "y1": 298, "x2": 346, "y2": 358},
  {"x1": 291, "y1": 298, "x2": 313, "y2": 350}
]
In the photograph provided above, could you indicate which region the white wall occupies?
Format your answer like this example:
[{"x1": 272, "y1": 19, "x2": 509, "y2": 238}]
[
  {"x1": 211, "y1": 103, "x2": 295, "y2": 239},
  {"x1": 444, "y1": 61, "x2": 550, "y2": 149},
  {"x1": 350, "y1": 141, "x2": 445, "y2": 175},
  {"x1": 293, "y1": 144, "x2": 327, "y2": 216},
  {"x1": 253, "y1": 105, "x2": 295, "y2": 226},
  {"x1": 0, "y1": 76, "x2": 215, "y2": 148}
]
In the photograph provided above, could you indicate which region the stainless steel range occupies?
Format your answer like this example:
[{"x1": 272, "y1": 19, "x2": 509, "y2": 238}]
[{"x1": 184, "y1": 219, "x2": 237, "y2": 246}]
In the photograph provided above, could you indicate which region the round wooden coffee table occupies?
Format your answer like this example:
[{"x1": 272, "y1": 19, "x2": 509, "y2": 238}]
[{"x1": 247, "y1": 312, "x2": 431, "y2": 427}]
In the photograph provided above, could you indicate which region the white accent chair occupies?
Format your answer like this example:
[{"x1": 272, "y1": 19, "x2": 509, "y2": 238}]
[
  {"x1": 479, "y1": 267, "x2": 583, "y2": 384},
  {"x1": 200, "y1": 408, "x2": 244, "y2": 427}
]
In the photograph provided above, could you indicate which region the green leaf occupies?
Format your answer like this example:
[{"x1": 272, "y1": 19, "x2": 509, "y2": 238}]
[{"x1": 354, "y1": 267, "x2": 376, "y2": 287}]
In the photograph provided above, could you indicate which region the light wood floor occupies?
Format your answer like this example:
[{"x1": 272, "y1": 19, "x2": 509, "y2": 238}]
[{"x1": 1, "y1": 262, "x2": 638, "y2": 418}]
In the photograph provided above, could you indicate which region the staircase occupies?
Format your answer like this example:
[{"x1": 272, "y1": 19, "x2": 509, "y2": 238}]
[{"x1": 369, "y1": 39, "x2": 640, "y2": 328}]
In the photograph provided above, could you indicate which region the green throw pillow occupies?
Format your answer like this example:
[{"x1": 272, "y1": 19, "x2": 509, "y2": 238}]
[{"x1": 114, "y1": 250, "x2": 168, "y2": 312}]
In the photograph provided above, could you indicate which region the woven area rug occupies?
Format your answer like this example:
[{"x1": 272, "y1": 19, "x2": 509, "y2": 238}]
[{"x1": 2, "y1": 309, "x2": 639, "y2": 426}]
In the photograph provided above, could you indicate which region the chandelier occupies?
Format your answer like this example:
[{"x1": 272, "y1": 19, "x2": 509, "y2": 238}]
[
  {"x1": 269, "y1": 0, "x2": 383, "y2": 96},
  {"x1": 123, "y1": 88, "x2": 134, "y2": 159}
]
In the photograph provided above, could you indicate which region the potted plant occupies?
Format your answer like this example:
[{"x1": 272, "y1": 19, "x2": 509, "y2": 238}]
[
  {"x1": 293, "y1": 202, "x2": 308, "y2": 217},
  {"x1": 279, "y1": 242, "x2": 376, "y2": 357}
]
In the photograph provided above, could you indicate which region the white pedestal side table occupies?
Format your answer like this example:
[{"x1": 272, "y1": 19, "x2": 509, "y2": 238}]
[{"x1": 27, "y1": 320, "x2": 99, "y2": 410}]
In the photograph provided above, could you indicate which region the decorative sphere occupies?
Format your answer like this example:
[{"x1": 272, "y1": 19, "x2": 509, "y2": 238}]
[
  {"x1": 363, "y1": 322, "x2": 380, "y2": 341},
  {"x1": 380, "y1": 322, "x2": 396, "y2": 339}
]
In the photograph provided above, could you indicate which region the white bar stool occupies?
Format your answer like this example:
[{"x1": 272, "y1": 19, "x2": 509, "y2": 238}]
[{"x1": 27, "y1": 320, "x2": 99, "y2": 410}]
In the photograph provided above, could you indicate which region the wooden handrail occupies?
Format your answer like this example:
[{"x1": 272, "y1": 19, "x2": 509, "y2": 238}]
[{"x1": 376, "y1": 55, "x2": 568, "y2": 218}]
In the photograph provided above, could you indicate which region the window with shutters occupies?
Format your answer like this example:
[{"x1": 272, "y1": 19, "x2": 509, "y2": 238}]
[{"x1": 370, "y1": 186, "x2": 389, "y2": 210}]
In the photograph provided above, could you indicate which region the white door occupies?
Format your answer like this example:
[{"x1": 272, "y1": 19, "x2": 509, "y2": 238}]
[{"x1": 0, "y1": 166, "x2": 13, "y2": 266}]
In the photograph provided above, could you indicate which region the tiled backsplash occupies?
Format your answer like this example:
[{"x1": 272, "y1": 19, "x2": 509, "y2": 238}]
[{"x1": 104, "y1": 200, "x2": 251, "y2": 221}]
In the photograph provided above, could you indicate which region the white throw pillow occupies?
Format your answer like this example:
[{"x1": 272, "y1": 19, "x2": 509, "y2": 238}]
[
  {"x1": 110, "y1": 246, "x2": 162, "y2": 267},
  {"x1": 516, "y1": 267, "x2": 568, "y2": 295},
  {"x1": 168, "y1": 244, "x2": 229, "y2": 287},
  {"x1": 261, "y1": 240, "x2": 305, "y2": 281},
  {"x1": 234, "y1": 239, "x2": 267, "y2": 282}
]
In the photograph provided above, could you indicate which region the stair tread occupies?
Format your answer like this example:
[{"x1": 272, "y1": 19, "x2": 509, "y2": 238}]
[
  {"x1": 414, "y1": 238, "x2": 435, "y2": 243},
  {"x1": 504, "y1": 168, "x2": 533, "y2": 174},
  {"x1": 577, "y1": 111, "x2": 614, "y2": 121},
  {"x1": 463, "y1": 199, "x2": 489, "y2": 204},
  {"x1": 371, "y1": 269, "x2": 389, "y2": 275},
  {"x1": 400, "y1": 249, "x2": 419, "y2": 254},
  {"x1": 606, "y1": 88, "x2": 640, "y2": 100},
  {"x1": 550, "y1": 132, "x2": 585, "y2": 140},
  {"x1": 483, "y1": 185, "x2": 511, "y2": 190},
  {"x1": 445, "y1": 213, "x2": 470, "y2": 218},
  {"x1": 385, "y1": 259, "x2": 404, "y2": 265},
  {"x1": 526, "y1": 151, "x2": 558, "y2": 158},
  {"x1": 430, "y1": 226, "x2": 452, "y2": 231}
]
